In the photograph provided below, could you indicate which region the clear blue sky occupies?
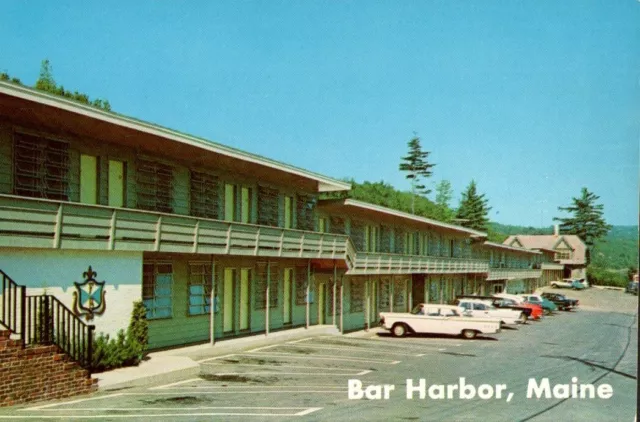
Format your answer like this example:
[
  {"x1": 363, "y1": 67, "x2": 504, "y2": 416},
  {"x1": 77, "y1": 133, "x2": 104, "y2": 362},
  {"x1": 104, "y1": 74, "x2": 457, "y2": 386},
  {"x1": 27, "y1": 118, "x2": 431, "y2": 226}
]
[{"x1": 2, "y1": 1, "x2": 638, "y2": 227}]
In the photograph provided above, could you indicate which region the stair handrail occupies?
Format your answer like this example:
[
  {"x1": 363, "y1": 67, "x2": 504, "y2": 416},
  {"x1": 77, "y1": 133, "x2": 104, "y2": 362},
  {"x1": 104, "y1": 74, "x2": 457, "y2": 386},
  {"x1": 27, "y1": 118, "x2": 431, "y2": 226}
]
[{"x1": 0, "y1": 270, "x2": 26, "y2": 347}]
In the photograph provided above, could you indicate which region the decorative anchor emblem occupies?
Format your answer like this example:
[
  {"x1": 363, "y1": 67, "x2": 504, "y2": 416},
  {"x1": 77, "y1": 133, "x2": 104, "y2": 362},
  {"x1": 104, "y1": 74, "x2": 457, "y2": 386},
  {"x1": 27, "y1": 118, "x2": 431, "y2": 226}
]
[{"x1": 72, "y1": 266, "x2": 106, "y2": 321}]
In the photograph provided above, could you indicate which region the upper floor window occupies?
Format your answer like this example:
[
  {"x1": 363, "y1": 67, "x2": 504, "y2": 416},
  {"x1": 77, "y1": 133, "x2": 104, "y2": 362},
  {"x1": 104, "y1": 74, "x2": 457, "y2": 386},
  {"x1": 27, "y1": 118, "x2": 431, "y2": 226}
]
[
  {"x1": 317, "y1": 216, "x2": 328, "y2": 233},
  {"x1": 14, "y1": 132, "x2": 69, "y2": 201},
  {"x1": 296, "y1": 195, "x2": 316, "y2": 231},
  {"x1": 137, "y1": 158, "x2": 173, "y2": 213},
  {"x1": 555, "y1": 250, "x2": 572, "y2": 260},
  {"x1": 365, "y1": 225, "x2": 377, "y2": 253},
  {"x1": 284, "y1": 195, "x2": 294, "y2": 229},
  {"x1": 190, "y1": 171, "x2": 219, "y2": 219},
  {"x1": 257, "y1": 185, "x2": 279, "y2": 226}
]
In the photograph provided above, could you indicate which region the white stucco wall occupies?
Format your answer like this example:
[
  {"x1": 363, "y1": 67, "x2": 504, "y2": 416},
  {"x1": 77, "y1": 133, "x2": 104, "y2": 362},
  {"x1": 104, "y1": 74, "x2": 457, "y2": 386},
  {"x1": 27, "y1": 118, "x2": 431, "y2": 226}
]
[{"x1": 0, "y1": 248, "x2": 142, "y2": 337}]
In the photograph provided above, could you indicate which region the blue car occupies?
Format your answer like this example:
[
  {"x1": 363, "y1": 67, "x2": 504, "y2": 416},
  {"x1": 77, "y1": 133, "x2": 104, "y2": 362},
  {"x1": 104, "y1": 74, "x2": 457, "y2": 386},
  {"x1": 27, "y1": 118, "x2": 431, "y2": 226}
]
[{"x1": 571, "y1": 279, "x2": 586, "y2": 290}]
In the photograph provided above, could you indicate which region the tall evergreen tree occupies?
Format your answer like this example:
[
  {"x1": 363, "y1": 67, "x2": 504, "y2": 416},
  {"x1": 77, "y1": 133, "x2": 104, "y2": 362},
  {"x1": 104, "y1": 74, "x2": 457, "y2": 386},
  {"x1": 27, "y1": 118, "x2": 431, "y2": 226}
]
[
  {"x1": 455, "y1": 180, "x2": 491, "y2": 231},
  {"x1": 399, "y1": 135, "x2": 435, "y2": 214},
  {"x1": 553, "y1": 187, "x2": 612, "y2": 264},
  {"x1": 35, "y1": 59, "x2": 57, "y2": 93}
]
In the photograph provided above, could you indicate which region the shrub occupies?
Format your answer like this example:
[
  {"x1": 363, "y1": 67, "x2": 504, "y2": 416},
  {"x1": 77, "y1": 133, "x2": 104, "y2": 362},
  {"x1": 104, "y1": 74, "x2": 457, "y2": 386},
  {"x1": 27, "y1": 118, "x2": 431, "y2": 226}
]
[
  {"x1": 91, "y1": 301, "x2": 148, "y2": 372},
  {"x1": 587, "y1": 266, "x2": 627, "y2": 288}
]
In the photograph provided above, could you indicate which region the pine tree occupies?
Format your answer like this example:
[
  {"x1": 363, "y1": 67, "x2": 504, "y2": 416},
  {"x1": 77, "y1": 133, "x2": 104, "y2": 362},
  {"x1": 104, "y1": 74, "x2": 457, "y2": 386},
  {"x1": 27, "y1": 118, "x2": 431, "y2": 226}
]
[
  {"x1": 399, "y1": 135, "x2": 435, "y2": 214},
  {"x1": 433, "y1": 180, "x2": 455, "y2": 222},
  {"x1": 553, "y1": 187, "x2": 611, "y2": 264},
  {"x1": 35, "y1": 59, "x2": 57, "y2": 93},
  {"x1": 455, "y1": 180, "x2": 491, "y2": 231}
]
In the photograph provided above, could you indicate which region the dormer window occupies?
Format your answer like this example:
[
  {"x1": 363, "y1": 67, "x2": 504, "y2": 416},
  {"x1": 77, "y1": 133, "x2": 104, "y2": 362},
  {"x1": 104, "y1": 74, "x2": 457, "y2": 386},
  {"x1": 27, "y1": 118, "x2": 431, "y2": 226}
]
[{"x1": 555, "y1": 250, "x2": 572, "y2": 260}]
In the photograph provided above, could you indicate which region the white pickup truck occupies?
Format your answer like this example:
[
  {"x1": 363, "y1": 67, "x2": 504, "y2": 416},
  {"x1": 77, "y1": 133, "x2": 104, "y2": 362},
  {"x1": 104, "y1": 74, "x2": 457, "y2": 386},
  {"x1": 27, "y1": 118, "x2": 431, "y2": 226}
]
[
  {"x1": 379, "y1": 304, "x2": 502, "y2": 339},
  {"x1": 455, "y1": 299, "x2": 527, "y2": 325}
]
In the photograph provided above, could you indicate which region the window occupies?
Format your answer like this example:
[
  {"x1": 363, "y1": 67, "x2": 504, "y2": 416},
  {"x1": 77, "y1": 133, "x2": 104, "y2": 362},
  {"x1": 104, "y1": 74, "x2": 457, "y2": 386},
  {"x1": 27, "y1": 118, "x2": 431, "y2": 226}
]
[
  {"x1": 190, "y1": 171, "x2": 219, "y2": 219},
  {"x1": 350, "y1": 220, "x2": 366, "y2": 250},
  {"x1": 257, "y1": 185, "x2": 279, "y2": 226},
  {"x1": 137, "y1": 159, "x2": 173, "y2": 213},
  {"x1": 350, "y1": 279, "x2": 365, "y2": 313},
  {"x1": 14, "y1": 132, "x2": 69, "y2": 200},
  {"x1": 143, "y1": 262, "x2": 173, "y2": 319},
  {"x1": 296, "y1": 195, "x2": 316, "y2": 231},
  {"x1": 254, "y1": 263, "x2": 279, "y2": 309},
  {"x1": 224, "y1": 184, "x2": 253, "y2": 223},
  {"x1": 108, "y1": 160, "x2": 125, "y2": 207},
  {"x1": 295, "y1": 266, "x2": 308, "y2": 306},
  {"x1": 379, "y1": 278, "x2": 391, "y2": 309},
  {"x1": 393, "y1": 278, "x2": 406, "y2": 309},
  {"x1": 224, "y1": 183, "x2": 236, "y2": 221},
  {"x1": 188, "y1": 262, "x2": 212, "y2": 316},
  {"x1": 329, "y1": 216, "x2": 345, "y2": 235},
  {"x1": 404, "y1": 232, "x2": 414, "y2": 255},
  {"x1": 379, "y1": 226, "x2": 392, "y2": 253},
  {"x1": 555, "y1": 251, "x2": 571, "y2": 260},
  {"x1": 450, "y1": 239, "x2": 455, "y2": 258}
]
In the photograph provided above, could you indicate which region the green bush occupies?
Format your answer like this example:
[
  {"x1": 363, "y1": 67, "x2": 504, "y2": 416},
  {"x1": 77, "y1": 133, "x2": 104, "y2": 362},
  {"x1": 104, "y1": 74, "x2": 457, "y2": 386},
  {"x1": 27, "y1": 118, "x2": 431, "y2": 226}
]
[
  {"x1": 587, "y1": 266, "x2": 627, "y2": 288},
  {"x1": 91, "y1": 301, "x2": 148, "y2": 372}
]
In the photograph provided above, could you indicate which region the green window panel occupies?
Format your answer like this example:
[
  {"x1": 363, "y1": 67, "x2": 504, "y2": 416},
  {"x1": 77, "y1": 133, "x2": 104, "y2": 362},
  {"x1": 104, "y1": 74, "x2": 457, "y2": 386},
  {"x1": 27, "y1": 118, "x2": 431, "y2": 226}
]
[{"x1": 80, "y1": 154, "x2": 97, "y2": 204}]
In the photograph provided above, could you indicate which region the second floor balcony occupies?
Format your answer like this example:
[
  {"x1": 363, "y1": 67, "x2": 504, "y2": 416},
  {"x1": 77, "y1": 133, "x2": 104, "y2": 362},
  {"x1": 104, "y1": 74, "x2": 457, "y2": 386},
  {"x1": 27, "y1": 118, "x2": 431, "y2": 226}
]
[
  {"x1": 347, "y1": 251, "x2": 489, "y2": 276},
  {"x1": 486, "y1": 268, "x2": 542, "y2": 281},
  {"x1": 0, "y1": 194, "x2": 355, "y2": 267}
]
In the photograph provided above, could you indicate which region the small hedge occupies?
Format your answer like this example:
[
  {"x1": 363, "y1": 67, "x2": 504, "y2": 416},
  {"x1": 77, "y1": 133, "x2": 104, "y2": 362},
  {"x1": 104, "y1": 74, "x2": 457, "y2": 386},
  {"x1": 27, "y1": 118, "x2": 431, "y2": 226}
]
[
  {"x1": 587, "y1": 266, "x2": 627, "y2": 288},
  {"x1": 91, "y1": 301, "x2": 148, "y2": 372}
]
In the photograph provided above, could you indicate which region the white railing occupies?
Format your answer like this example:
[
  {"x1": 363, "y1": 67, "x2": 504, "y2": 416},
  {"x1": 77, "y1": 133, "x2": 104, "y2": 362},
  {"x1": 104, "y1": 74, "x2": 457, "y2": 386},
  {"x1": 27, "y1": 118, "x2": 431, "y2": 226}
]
[
  {"x1": 541, "y1": 263, "x2": 564, "y2": 270},
  {"x1": 0, "y1": 195, "x2": 354, "y2": 264},
  {"x1": 347, "y1": 251, "x2": 489, "y2": 275},
  {"x1": 486, "y1": 268, "x2": 542, "y2": 281}
]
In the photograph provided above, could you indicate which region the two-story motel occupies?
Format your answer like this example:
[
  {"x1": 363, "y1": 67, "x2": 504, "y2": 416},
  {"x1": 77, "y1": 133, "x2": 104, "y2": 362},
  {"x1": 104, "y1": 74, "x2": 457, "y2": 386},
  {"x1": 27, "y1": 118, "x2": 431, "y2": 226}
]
[{"x1": 0, "y1": 81, "x2": 569, "y2": 350}]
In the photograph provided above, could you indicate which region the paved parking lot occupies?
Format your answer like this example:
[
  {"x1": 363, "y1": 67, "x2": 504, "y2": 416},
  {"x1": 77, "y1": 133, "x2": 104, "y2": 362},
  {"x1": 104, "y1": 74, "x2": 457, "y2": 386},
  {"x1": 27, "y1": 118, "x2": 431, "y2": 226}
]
[{"x1": 2, "y1": 291, "x2": 637, "y2": 421}]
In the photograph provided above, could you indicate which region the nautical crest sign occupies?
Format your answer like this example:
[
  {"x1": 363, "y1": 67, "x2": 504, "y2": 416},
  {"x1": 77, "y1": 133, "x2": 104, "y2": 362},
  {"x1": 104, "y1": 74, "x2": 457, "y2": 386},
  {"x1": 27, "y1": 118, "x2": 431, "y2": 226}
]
[{"x1": 72, "y1": 266, "x2": 106, "y2": 320}]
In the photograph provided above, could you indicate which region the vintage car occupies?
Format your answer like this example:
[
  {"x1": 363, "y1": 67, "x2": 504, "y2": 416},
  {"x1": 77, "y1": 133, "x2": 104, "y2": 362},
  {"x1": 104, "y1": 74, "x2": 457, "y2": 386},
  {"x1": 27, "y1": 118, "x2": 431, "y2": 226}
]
[
  {"x1": 521, "y1": 294, "x2": 557, "y2": 315},
  {"x1": 455, "y1": 299, "x2": 528, "y2": 325},
  {"x1": 492, "y1": 293, "x2": 544, "y2": 320},
  {"x1": 551, "y1": 279, "x2": 587, "y2": 290},
  {"x1": 541, "y1": 292, "x2": 579, "y2": 311},
  {"x1": 379, "y1": 304, "x2": 502, "y2": 339},
  {"x1": 455, "y1": 295, "x2": 533, "y2": 319}
]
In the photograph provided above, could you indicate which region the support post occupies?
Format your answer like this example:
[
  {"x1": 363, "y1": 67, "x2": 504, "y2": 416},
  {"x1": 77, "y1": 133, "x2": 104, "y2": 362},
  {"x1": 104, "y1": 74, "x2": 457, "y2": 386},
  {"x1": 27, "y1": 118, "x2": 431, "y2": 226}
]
[
  {"x1": 332, "y1": 264, "x2": 337, "y2": 327},
  {"x1": 365, "y1": 278, "x2": 369, "y2": 331},
  {"x1": 306, "y1": 260, "x2": 310, "y2": 329},
  {"x1": 19, "y1": 286, "x2": 26, "y2": 347},
  {"x1": 339, "y1": 276, "x2": 344, "y2": 334},
  {"x1": 210, "y1": 260, "x2": 216, "y2": 345}
]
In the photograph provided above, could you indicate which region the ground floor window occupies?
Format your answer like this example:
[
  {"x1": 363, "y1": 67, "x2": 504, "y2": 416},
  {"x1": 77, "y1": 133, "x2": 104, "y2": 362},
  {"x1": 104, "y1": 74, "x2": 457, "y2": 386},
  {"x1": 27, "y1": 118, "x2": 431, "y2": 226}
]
[
  {"x1": 255, "y1": 263, "x2": 280, "y2": 309},
  {"x1": 393, "y1": 278, "x2": 406, "y2": 310},
  {"x1": 492, "y1": 283, "x2": 504, "y2": 294},
  {"x1": 295, "y1": 266, "x2": 308, "y2": 306},
  {"x1": 379, "y1": 278, "x2": 391, "y2": 310},
  {"x1": 143, "y1": 262, "x2": 173, "y2": 319},
  {"x1": 188, "y1": 262, "x2": 212, "y2": 316},
  {"x1": 428, "y1": 278, "x2": 440, "y2": 303},
  {"x1": 350, "y1": 279, "x2": 365, "y2": 313}
]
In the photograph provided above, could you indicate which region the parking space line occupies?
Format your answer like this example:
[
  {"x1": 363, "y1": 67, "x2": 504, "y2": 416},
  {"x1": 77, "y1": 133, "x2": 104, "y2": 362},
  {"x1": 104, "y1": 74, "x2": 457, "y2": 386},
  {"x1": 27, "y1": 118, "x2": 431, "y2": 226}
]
[
  {"x1": 199, "y1": 371, "x2": 362, "y2": 376},
  {"x1": 5, "y1": 407, "x2": 324, "y2": 418},
  {"x1": 201, "y1": 362, "x2": 370, "y2": 372},
  {"x1": 238, "y1": 352, "x2": 400, "y2": 364},
  {"x1": 311, "y1": 336, "x2": 460, "y2": 349},
  {"x1": 246, "y1": 344, "x2": 279, "y2": 353},
  {"x1": 196, "y1": 353, "x2": 237, "y2": 363},
  {"x1": 296, "y1": 407, "x2": 323, "y2": 416},
  {"x1": 149, "y1": 378, "x2": 202, "y2": 390},
  {"x1": 24, "y1": 393, "x2": 125, "y2": 410},
  {"x1": 317, "y1": 335, "x2": 462, "y2": 347},
  {"x1": 287, "y1": 337, "x2": 315, "y2": 344},
  {"x1": 152, "y1": 385, "x2": 346, "y2": 389},
  {"x1": 272, "y1": 343, "x2": 425, "y2": 357}
]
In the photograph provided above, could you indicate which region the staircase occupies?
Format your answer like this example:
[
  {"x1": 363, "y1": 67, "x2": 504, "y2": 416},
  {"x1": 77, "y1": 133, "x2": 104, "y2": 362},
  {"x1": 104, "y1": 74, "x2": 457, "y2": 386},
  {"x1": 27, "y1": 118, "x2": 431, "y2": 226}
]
[{"x1": 0, "y1": 270, "x2": 98, "y2": 406}]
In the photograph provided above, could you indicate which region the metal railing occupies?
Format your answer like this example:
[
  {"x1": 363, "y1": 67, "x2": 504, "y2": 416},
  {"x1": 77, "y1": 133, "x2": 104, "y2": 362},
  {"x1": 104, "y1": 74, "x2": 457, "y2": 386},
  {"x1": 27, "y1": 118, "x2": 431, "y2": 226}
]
[
  {"x1": 347, "y1": 252, "x2": 489, "y2": 275},
  {"x1": 1, "y1": 270, "x2": 26, "y2": 344},
  {"x1": 0, "y1": 270, "x2": 94, "y2": 371},
  {"x1": 486, "y1": 268, "x2": 543, "y2": 281}
]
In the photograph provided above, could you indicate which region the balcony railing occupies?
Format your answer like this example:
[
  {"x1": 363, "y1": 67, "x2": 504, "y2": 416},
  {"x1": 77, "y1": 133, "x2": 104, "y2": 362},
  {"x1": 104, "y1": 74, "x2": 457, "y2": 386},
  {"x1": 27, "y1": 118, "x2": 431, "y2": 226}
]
[
  {"x1": 347, "y1": 251, "x2": 489, "y2": 275},
  {"x1": 486, "y1": 268, "x2": 542, "y2": 281},
  {"x1": 0, "y1": 195, "x2": 354, "y2": 265},
  {"x1": 541, "y1": 263, "x2": 564, "y2": 270}
]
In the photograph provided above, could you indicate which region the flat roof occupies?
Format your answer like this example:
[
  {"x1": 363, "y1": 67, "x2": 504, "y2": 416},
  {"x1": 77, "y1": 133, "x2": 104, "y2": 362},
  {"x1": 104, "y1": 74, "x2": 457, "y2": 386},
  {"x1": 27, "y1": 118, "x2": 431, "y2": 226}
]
[
  {"x1": 0, "y1": 81, "x2": 351, "y2": 193},
  {"x1": 319, "y1": 198, "x2": 488, "y2": 237}
]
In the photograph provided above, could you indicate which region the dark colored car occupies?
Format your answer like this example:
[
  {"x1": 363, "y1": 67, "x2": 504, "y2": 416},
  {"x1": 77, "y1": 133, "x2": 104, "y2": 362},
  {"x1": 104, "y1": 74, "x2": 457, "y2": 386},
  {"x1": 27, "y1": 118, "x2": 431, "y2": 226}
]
[
  {"x1": 626, "y1": 281, "x2": 639, "y2": 295},
  {"x1": 541, "y1": 293, "x2": 579, "y2": 311}
]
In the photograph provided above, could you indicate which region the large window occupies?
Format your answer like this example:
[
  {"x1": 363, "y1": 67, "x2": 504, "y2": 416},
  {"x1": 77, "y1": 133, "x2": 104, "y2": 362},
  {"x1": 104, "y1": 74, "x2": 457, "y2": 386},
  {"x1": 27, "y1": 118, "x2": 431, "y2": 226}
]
[
  {"x1": 350, "y1": 279, "x2": 365, "y2": 313},
  {"x1": 13, "y1": 132, "x2": 69, "y2": 200},
  {"x1": 255, "y1": 263, "x2": 279, "y2": 309},
  {"x1": 137, "y1": 159, "x2": 173, "y2": 213},
  {"x1": 295, "y1": 266, "x2": 308, "y2": 306},
  {"x1": 284, "y1": 195, "x2": 293, "y2": 229},
  {"x1": 190, "y1": 171, "x2": 219, "y2": 219},
  {"x1": 365, "y1": 225, "x2": 378, "y2": 253},
  {"x1": 142, "y1": 262, "x2": 173, "y2": 319},
  {"x1": 224, "y1": 183, "x2": 253, "y2": 223},
  {"x1": 188, "y1": 262, "x2": 212, "y2": 316},
  {"x1": 257, "y1": 185, "x2": 279, "y2": 226},
  {"x1": 296, "y1": 195, "x2": 316, "y2": 231}
]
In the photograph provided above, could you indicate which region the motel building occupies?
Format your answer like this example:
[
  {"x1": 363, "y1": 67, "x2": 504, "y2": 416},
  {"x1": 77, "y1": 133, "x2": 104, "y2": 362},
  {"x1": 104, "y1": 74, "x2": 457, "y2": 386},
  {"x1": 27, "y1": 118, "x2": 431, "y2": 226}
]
[{"x1": 0, "y1": 81, "x2": 567, "y2": 362}]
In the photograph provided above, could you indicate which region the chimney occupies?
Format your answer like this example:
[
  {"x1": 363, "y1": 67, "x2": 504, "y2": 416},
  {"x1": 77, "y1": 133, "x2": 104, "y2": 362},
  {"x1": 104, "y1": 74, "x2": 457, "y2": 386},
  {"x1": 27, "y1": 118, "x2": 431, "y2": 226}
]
[{"x1": 554, "y1": 224, "x2": 560, "y2": 236}]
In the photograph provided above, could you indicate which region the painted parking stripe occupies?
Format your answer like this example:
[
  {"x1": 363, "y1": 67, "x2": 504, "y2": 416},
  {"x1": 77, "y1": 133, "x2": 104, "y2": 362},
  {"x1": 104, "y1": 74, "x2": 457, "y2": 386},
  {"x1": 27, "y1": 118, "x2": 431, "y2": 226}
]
[
  {"x1": 246, "y1": 344, "x2": 278, "y2": 353},
  {"x1": 196, "y1": 353, "x2": 237, "y2": 363},
  {"x1": 5, "y1": 407, "x2": 323, "y2": 418},
  {"x1": 316, "y1": 335, "x2": 462, "y2": 347},
  {"x1": 197, "y1": 371, "x2": 366, "y2": 376},
  {"x1": 274, "y1": 343, "x2": 425, "y2": 357},
  {"x1": 237, "y1": 352, "x2": 400, "y2": 364},
  {"x1": 150, "y1": 378, "x2": 201, "y2": 390},
  {"x1": 202, "y1": 362, "x2": 372, "y2": 372},
  {"x1": 25, "y1": 393, "x2": 125, "y2": 410},
  {"x1": 286, "y1": 337, "x2": 315, "y2": 344}
]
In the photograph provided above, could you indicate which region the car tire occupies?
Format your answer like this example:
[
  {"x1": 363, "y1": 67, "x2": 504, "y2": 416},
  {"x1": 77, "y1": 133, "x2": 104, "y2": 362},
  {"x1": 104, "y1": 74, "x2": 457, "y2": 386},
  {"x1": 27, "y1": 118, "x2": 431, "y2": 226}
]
[
  {"x1": 461, "y1": 329, "x2": 477, "y2": 340},
  {"x1": 391, "y1": 323, "x2": 407, "y2": 338},
  {"x1": 519, "y1": 312, "x2": 528, "y2": 323},
  {"x1": 551, "y1": 283, "x2": 558, "y2": 288},
  {"x1": 544, "y1": 308, "x2": 552, "y2": 316}
]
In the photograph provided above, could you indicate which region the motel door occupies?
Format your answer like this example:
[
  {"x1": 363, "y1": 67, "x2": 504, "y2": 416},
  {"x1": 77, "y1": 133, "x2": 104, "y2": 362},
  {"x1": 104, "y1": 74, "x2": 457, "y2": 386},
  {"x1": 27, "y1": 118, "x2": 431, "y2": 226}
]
[
  {"x1": 239, "y1": 269, "x2": 250, "y2": 331},
  {"x1": 283, "y1": 268, "x2": 293, "y2": 324},
  {"x1": 223, "y1": 268, "x2": 236, "y2": 332},
  {"x1": 318, "y1": 282, "x2": 325, "y2": 324},
  {"x1": 368, "y1": 280, "x2": 377, "y2": 325}
]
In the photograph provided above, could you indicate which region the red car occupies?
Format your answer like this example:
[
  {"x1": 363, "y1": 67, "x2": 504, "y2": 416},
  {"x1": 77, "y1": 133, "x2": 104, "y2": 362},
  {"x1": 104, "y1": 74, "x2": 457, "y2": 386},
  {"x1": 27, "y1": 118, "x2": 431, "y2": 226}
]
[{"x1": 493, "y1": 295, "x2": 543, "y2": 320}]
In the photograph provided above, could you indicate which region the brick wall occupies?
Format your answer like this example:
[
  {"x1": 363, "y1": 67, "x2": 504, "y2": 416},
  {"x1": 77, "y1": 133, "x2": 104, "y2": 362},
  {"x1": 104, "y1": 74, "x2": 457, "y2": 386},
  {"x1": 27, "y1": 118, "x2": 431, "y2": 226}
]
[{"x1": 0, "y1": 330, "x2": 97, "y2": 407}]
